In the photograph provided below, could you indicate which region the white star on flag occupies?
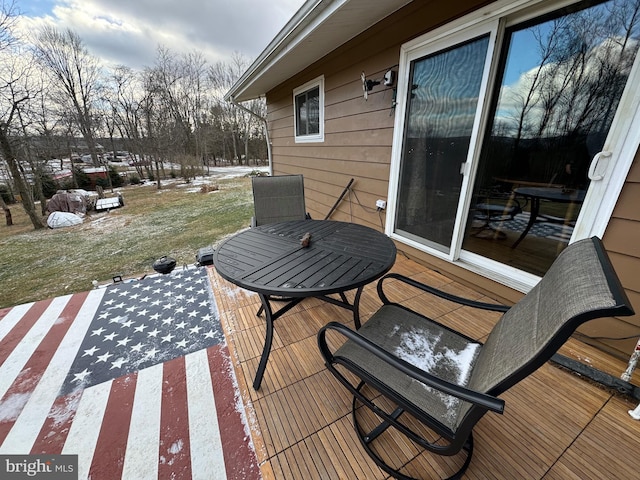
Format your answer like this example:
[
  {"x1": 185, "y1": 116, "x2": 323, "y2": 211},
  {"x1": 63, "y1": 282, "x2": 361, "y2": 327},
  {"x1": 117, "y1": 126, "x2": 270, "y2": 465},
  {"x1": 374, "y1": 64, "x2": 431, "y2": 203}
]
[
  {"x1": 83, "y1": 346, "x2": 99, "y2": 356},
  {"x1": 58, "y1": 268, "x2": 223, "y2": 395}
]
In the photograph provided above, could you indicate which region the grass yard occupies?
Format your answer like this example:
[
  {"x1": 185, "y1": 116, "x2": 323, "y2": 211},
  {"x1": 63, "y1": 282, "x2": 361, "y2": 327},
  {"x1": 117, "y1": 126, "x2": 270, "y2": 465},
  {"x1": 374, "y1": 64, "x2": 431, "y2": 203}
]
[{"x1": 0, "y1": 174, "x2": 255, "y2": 309}]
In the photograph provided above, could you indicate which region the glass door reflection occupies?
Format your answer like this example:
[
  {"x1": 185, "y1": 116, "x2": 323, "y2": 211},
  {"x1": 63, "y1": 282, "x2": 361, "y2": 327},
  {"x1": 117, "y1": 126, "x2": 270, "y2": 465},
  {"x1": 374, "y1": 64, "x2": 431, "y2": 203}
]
[
  {"x1": 395, "y1": 36, "x2": 490, "y2": 254},
  {"x1": 462, "y1": 0, "x2": 639, "y2": 275}
]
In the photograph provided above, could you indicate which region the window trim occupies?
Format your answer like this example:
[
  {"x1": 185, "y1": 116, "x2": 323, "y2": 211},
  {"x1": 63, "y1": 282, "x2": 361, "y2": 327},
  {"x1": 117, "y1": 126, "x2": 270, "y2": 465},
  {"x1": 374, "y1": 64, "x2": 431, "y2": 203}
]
[{"x1": 293, "y1": 75, "x2": 325, "y2": 143}]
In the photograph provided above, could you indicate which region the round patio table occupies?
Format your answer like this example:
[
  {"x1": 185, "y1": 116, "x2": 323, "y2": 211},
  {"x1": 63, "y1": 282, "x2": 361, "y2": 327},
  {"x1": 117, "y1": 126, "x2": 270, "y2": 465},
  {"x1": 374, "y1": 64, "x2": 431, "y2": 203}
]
[{"x1": 214, "y1": 219, "x2": 397, "y2": 389}]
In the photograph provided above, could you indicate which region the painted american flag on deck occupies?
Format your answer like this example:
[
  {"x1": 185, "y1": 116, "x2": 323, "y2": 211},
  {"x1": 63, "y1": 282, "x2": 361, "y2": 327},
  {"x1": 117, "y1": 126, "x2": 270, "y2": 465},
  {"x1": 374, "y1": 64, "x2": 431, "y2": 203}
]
[{"x1": 0, "y1": 267, "x2": 261, "y2": 480}]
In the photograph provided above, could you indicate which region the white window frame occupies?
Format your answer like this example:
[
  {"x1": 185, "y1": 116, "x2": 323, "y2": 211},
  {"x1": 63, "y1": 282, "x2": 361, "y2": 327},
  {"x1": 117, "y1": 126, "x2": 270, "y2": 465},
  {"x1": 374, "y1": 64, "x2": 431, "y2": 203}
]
[
  {"x1": 386, "y1": 0, "x2": 640, "y2": 292},
  {"x1": 293, "y1": 75, "x2": 325, "y2": 143}
]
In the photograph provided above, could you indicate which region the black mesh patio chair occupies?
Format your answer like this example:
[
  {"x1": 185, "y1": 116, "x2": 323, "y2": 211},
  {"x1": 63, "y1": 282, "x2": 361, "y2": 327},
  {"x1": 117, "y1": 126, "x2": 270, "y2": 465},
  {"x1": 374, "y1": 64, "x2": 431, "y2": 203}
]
[
  {"x1": 251, "y1": 174, "x2": 310, "y2": 315},
  {"x1": 251, "y1": 174, "x2": 309, "y2": 227},
  {"x1": 318, "y1": 237, "x2": 634, "y2": 479}
]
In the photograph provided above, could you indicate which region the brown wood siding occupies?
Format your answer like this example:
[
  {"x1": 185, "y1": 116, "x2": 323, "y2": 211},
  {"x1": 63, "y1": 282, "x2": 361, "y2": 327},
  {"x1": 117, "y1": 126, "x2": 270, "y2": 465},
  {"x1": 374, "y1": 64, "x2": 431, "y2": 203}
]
[
  {"x1": 601, "y1": 150, "x2": 640, "y2": 357},
  {"x1": 264, "y1": 0, "x2": 640, "y2": 360}
]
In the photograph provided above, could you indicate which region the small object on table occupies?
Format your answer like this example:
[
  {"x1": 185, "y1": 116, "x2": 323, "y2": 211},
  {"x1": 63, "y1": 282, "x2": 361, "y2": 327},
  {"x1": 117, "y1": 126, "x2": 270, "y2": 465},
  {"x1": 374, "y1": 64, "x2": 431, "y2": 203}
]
[{"x1": 301, "y1": 232, "x2": 312, "y2": 247}]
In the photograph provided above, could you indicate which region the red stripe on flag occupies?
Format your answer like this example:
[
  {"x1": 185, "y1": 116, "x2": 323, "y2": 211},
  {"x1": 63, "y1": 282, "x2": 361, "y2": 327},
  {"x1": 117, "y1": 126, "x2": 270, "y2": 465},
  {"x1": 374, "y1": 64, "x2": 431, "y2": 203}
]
[
  {"x1": 89, "y1": 372, "x2": 137, "y2": 480},
  {"x1": 0, "y1": 292, "x2": 88, "y2": 444},
  {"x1": 0, "y1": 306, "x2": 12, "y2": 322},
  {"x1": 159, "y1": 356, "x2": 192, "y2": 479},
  {"x1": 30, "y1": 390, "x2": 84, "y2": 455},
  {"x1": 0, "y1": 299, "x2": 53, "y2": 368},
  {"x1": 207, "y1": 345, "x2": 261, "y2": 480}
]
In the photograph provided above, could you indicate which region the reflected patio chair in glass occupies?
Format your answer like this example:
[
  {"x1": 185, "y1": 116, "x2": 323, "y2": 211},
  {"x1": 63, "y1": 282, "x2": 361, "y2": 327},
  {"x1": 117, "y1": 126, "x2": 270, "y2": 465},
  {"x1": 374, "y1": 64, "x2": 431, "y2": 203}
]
[
  {"x1": 251, "y1": 174, "x2": 309, "y2": 227},
  {"x1": 318, "y1": 237, "x2": 634, "y2": 479},
  {"x1": 471, "y1": 191, "x2": 522, "y2": 239}
]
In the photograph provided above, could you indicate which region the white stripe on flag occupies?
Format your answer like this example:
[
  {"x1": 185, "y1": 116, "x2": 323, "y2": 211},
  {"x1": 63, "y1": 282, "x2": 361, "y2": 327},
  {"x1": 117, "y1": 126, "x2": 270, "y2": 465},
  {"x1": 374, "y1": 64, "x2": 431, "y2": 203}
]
[
  {"x1": 62, "y1": 379, "x2": 112, "y2": 480},
  {"x1": 0, "y1": 295, "x2": 71, "y2": 399},
  {"x1": 0, "y1": 290, "x2": 104, "y2": 453},
  {"x1": 185, "y1": 348, "x2": 227, "y2": 480},
  {"x1": 121, "y1": 362, "x2": 163, "y2": 480},
  {"x1": 0, "y1": 302, "x2": 33, "y2": 342}
]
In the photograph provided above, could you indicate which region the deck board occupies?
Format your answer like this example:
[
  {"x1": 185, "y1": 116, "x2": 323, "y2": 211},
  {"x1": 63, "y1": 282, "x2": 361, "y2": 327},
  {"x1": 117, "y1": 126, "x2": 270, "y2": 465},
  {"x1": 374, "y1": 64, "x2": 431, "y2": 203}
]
[{"x1": 208, "y1": 254, "x2": 640, "y2": 479}]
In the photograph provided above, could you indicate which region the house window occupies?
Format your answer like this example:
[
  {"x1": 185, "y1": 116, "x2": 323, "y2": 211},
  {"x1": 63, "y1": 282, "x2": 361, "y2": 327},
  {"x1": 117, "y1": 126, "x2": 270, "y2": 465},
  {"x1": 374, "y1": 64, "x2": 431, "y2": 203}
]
[
  {"x1": 389, "y1": 0, "x2": 640, "y2": 291},
  {"x1": 294, "y1": 76, "x2": 324, "y2": 142}
]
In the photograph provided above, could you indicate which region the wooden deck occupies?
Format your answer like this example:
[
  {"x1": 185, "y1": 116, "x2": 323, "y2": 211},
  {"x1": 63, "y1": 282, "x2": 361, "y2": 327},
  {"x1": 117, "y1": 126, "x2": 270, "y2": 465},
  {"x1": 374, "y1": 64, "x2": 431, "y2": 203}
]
[{"x1": 208, "y1": 254, "x2": 640, "y2": 479}]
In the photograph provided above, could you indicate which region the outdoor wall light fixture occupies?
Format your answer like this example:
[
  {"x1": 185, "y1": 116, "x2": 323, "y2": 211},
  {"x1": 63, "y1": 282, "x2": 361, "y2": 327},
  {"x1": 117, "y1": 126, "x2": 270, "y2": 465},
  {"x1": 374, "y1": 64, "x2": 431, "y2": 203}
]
[
  {"x1": 361, "y1": 72, "x2": 378, "y2": 100},
  {"x1": 361, "y1": 68, "x2": 396, "y2": 101}
]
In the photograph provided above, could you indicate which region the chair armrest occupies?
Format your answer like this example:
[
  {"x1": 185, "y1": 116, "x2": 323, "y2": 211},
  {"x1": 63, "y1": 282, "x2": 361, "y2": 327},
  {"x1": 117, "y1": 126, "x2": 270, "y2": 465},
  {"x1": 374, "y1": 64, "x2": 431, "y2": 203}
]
[
  {"x1": 318, "y1": 321, "x2": 505, "y2": 414},
  {"x1": 377, "y1": 273, "x2": 510, "y2": 313}
]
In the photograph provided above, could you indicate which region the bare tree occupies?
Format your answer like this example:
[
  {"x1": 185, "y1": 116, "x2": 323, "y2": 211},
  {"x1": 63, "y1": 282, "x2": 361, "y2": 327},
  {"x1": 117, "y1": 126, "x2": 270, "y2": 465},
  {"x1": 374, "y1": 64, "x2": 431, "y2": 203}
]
[
  {"x1": 140, "y1": 46, "x2": 215, "y2": 183},
  {"x1": 30, "y1": 70, "x2": 65, "y2": 165},
  {"x1": 0, "y1": 84, "x2": 46, "y2": 229},
  {"x1": 140, "y1": 64, "x2": 166, "y2": 187},
  {"x1": 209, "y1": 53, "x2": 266, "y2": 165},
  {"x1": 0, "y1": 0, "x2": 18, "y2": 227},
  {"x1": 182, "y1": 51, "x2": 210, "y2": 172},
  {"x1": 0, "y1": 0, "x2": 45, "y2": 228},
  {"x1": 532, "y1": 2, "x2": 640, "y2": 141},
  {"x1": 33, "y1": 26, "x2": 102, "y2": 166},
  {"x1": 0, "y1": 0, "x2": 18, "y2": 50},
  {"x1": 209, "y1": 54, "x2": 245, "y2": 163},
  {"x1": 105, "y1": 65, "x2": 150, "y2": 180},
  {"x1": 111, "y1": 66, "x2": 143, "y2": 151}
]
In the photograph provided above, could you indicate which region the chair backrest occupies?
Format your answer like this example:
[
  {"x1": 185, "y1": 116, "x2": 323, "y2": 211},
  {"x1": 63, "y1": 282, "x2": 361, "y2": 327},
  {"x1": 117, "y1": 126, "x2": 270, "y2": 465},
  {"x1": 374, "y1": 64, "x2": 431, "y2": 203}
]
[
  {"x1": 468, "y1": 237, "x2": 634, "y2": 399},
  {"x1": 251, "y1": 174, "x2": 307, "y2": 227}
]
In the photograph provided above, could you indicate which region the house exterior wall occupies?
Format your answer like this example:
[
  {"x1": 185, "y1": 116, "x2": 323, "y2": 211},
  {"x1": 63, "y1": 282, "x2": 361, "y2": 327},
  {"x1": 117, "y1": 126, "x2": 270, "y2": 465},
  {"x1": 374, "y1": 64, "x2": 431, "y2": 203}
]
[
  {"x1": 266, "y1": 1, "x2": 489, "y2": 225},
  {"x1": 264, "y1": 0, "x2": 640, "y2": 359}
]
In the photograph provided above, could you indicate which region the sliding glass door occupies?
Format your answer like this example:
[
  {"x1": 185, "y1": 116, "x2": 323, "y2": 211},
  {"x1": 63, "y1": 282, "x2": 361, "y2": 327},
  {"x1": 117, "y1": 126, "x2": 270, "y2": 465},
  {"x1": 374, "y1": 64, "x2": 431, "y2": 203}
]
[
  {"x1": 395, "y1": 35, "x2": 490, "y2": 254},
  {"x1": 390, "y1": 0, "x2": 640, "y2": 285}
]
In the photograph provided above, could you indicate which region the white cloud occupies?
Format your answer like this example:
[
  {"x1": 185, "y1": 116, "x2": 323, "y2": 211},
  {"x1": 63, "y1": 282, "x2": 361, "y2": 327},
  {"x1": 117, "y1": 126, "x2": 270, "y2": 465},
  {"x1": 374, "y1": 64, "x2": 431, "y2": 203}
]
[{"x1": 16, "y1": 0, "x2": 305, "y2": 70}]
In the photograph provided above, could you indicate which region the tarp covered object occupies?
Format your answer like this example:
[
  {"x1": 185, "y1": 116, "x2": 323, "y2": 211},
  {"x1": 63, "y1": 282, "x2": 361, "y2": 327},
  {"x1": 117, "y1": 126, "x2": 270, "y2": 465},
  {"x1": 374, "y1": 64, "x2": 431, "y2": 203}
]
[
  {"x1": 47, "y1": 211, "x2": 83, "y2": 229},
  {"x1": 47, "y1": 191, "x2": 88, "y2": 214}
]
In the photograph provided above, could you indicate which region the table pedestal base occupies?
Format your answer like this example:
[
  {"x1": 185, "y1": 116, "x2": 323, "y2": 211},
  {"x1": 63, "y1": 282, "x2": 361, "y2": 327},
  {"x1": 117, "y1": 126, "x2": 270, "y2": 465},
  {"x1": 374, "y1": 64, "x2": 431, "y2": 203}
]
[{"x1": 252, "y1": 287, "x2": 364, "y2": 390}]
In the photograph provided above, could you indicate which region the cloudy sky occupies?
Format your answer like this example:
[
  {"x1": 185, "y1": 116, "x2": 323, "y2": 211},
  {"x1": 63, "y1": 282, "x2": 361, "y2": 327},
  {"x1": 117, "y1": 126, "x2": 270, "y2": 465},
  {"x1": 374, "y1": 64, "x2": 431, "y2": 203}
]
[{"x1": 15, "y1": 0, "x2": 306, "y2": 70}]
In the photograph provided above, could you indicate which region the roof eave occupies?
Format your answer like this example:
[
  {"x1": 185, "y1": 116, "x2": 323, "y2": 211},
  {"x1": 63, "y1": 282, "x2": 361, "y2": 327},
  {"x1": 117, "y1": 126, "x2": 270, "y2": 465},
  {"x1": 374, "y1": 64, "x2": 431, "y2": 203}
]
[
  {"x1": 225, "y1": 0, "x2": 412, "y2": 103},
  {"x1": 224, "y1": 0, "x2": 330, "y2": 103}
]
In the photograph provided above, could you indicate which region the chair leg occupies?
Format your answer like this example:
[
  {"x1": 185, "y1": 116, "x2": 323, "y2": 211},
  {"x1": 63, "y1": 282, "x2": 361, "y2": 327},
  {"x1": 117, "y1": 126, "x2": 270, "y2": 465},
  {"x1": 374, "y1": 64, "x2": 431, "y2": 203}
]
[
  {"x1": 471, "y1": 219, "x2": 507, "y2": 240},
  {"x1": 362, "y1": 406, "x2": 403, "y2": 444},
  {"x1": 351, "y1": 387, "x2": 474, "y2": 480}
]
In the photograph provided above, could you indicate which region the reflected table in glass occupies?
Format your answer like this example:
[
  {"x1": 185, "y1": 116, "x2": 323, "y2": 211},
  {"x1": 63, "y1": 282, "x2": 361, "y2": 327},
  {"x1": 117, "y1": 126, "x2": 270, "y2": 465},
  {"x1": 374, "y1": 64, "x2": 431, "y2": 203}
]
[
  {"x1": 512, "y1": 187, "x2": 586, "y2": 248},
  {"x1": 213, "y1": 219, "x2": 397, "y2": 389}
]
